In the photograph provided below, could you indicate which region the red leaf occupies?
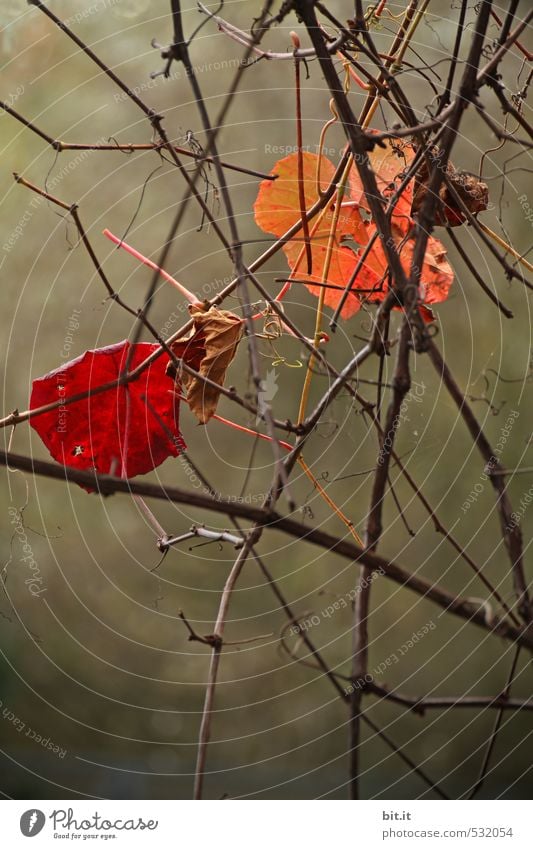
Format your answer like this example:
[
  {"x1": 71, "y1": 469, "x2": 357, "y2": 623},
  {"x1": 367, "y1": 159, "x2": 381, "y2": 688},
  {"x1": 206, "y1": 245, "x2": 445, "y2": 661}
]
[{"x1": 30, "y1": 341, "x2": 185, "y2": 486}]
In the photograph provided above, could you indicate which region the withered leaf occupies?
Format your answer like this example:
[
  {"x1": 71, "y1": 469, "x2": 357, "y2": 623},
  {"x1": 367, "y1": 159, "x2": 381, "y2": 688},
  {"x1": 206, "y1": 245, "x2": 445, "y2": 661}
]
[
  {"x1": 169, "y1": 303, "x2": 244, "y2": 424},
  {"x1": 411, "y1": 146, "x2": 489, "y2": 226}
]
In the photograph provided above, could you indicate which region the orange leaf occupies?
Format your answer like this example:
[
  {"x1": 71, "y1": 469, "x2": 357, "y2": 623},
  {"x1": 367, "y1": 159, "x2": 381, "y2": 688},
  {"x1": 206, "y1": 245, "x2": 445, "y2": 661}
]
[
  {"x1": 254, "y1": 152, "x2": 376, "y2": 318},
  {"x1": 349, "y1": 137, "x2": 416, "y2": 231},
  {"x1": 363, "y1": 223, "x2": 454, "y2": 306},
  {"x1": 255, "y1": 147, "x2": 454, "y2": 321}
]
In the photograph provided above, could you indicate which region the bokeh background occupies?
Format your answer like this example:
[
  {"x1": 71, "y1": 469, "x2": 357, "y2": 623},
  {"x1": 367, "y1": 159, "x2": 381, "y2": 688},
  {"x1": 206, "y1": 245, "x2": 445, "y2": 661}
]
[{"x1": 0, "y1": 0, "x2": 532, "y2": 799}]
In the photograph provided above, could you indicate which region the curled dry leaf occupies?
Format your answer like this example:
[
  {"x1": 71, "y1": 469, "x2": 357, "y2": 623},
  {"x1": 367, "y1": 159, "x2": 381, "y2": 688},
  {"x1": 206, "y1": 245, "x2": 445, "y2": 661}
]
[
  {"x1": 169, "y1": 303, "x2": 244, "y2": 424},
  {"x1": 411, "y1": 146, "x2": 489, "y2": 226},
  {"x1": 30, "y1": 341, "x2": 185, "y2": 488}
]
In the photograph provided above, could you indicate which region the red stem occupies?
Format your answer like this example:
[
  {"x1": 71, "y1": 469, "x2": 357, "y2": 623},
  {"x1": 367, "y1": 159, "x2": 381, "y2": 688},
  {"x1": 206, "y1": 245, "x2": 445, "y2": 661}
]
[
  {"x1": 104, "y1": 227, "x2": 298, "y2": 331},
  {"x1": 103, "y1": 229, "x2": 201, "y2": 305}
]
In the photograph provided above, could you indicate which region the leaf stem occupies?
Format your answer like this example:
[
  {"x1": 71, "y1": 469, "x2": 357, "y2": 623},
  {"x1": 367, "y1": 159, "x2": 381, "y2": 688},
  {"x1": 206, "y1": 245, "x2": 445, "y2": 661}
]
[
  {"x1": 187, "y1": 401, "x2": 363, "y2": 544},
  {"x1": 476, "y1": 221, "x2": 533, "y2": 274},
  {"x1": 297, "y1": 166, "x2": 350, "y2": 424},
  {"x1": 292, "y1": 31, "x2": 313, "y2": 275},
  {"x1": 103, "y1": 229, "x2": 201, "y2": 304}
]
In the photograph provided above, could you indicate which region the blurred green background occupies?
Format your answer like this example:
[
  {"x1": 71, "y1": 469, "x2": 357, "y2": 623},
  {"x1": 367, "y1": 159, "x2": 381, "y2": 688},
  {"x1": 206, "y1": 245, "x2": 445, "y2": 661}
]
[{"x1": 0, "y1": 0, "x2": 532, "y2": 799}]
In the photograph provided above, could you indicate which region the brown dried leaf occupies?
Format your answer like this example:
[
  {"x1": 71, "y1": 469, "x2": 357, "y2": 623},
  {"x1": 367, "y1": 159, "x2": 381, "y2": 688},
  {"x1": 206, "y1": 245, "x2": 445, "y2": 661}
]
[
  {"x1": 169, "y1": 304, "x2": 244, "y2": 424},
  {"x1": 412, "y1": 146, "x2": 489, "y2": 226}
]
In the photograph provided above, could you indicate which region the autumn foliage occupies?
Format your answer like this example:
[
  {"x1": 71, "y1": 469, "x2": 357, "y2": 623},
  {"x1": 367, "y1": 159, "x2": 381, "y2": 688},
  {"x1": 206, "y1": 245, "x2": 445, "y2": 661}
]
[
  {"x1": 30, "y1": 140, "x2": 457, "y2": 480},
  {"x1": 254, "y1": 144, "x2": 454, "y2": 318}
]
